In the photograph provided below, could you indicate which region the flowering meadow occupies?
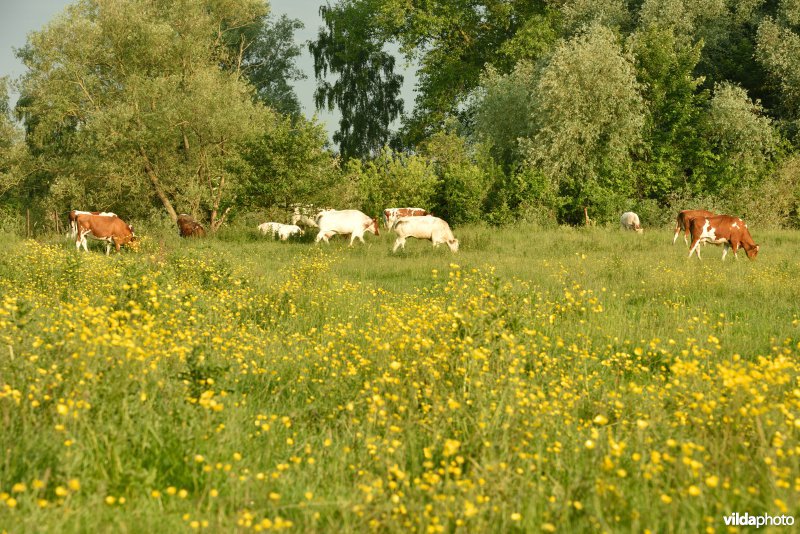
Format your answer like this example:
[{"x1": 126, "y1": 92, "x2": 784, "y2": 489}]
[{"x1": 0, "y1": 226, "x2": 799, "y2": 532}]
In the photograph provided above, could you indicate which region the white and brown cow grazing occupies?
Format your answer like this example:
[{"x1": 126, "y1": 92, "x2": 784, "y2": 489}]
[
  {"x1": 75, "y1": 214, "x2": 135, "y2": 255},
  {"x1": 177, "y1": 214, "x2": 206, "y2": 238},
  {"x1": 688, "y1": 215, "x2": 759, "y2": 260},
  {"x1": 68, "y1": 210, "x2": 116, "y2": 239},
  {"x1": 620, "y1": 212, "x2": 643, "y2": 233},
  {"x1": 315, "y1": 209, "x2": 379, "y2": 246},
  {"x1": 392, "y1": 215, "x2": 459, "y2": 253},
  {"x1": 383, "y1": 207, "x2": 429, "y2": 228},
  {"x1": 673, "y1": 209, "x2": 715, "y2": 246}
]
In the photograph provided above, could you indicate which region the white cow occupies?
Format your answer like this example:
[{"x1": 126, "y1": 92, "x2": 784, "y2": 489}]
[
  {"x1": 258, "y1": 222, "x2": 303, "y2": 241},
  {"x1": 258, "y1": 222, "x2": 282, "y2": 236},
  {"x1": 392, "y1": 215, "x2": 459, "y2": 253},
  {"x1": 277, "y1": 224, "x2": 303, "y2": 241},
  {"x1": 620, "y1": 212, "x2": 643, "y2": 233},
  {"x1": 315, "y1": 209, "x2": 379, "y2": 246}
]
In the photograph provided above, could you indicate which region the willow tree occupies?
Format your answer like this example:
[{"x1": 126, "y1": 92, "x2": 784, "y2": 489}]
[
  {"x1": 0, "y1": 77, "x2": 26, "y2": 200},
  {"x1": 526, "y1": 23, "x2": 645, "y2": 223},
  {"x1": 16, "y1": 0, "x2": 271, "y2": 228}
]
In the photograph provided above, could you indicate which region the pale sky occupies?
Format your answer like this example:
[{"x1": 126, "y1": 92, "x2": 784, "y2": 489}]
[{"x1": 0, "y1": 0, "x2": 417, "y2": 139}]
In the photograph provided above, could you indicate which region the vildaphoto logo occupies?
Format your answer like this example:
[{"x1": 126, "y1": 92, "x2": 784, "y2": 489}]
[{"x1": 723, "y1": 513, "x2": 795, "y2": 528}]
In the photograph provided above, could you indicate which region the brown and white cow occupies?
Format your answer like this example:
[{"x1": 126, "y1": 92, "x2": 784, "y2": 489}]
[
  {"x1": 177, "y1": 214, "x2": 206, "y2": 238},
  {"x1": 315, "y1": 209, "x2": 379, "y2": 246},
  {"x1": 688, "y1": 215, "x2": 759, "y2": 261},
  {"x1": 392, "y1": 215, "x2": 459, "y2": 253},
  {"x1": 383, "y1": 207, "x2": 428, "y2": 228},
  {"x1": 673, "y1": 209, "x2": 715, "y2": 246},
  {"x1": 68, "y1": 210, "x2": 116, "y2": 239},
  {"x1": 75, "y1": 214, "x2": 135, "y2": 255}
]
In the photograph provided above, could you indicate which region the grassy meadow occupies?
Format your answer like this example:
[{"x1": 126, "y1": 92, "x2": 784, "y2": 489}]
[{"x1": 0, "y1": 223, "x2": 799, "y2": 532}]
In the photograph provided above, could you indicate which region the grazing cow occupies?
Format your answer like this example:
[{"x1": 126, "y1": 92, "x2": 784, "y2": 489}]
[
  {"x1": 68, "y1": 210, "x2": 116, "y2": 239},
  {"x1": 176, "y1": 214, "x2": 206, "y2": 238},
  {"x1": 673, "y1": 209, "x2": 715, "y2": 246},
  {"x1": 315, "y1": 209, "x2": 379, "y2": 246},
  {"x1": 277, "y1": 224, "x2": 303, "y2": 241},
  {"x1": 383, "y1": 207, "x2": 429, "y2": 229},
  {"x1": 688, "y1": 215, "x2": 759, "y2": 260},
  {"x1": 392, "y1": 215, "x2": 459, "y2": 253},
  {"x1": 291, "y1": 212, "x2": 319, "y2": 228},
  {"x1": 75, "y1": 214, "x2": 135, "y2": 255},
  {"x1": 258, "y1": 222, "x2": 303, "y2": 241},
  {"x1": 620, "y1": 212, "x2": 643, "y2": 233}
]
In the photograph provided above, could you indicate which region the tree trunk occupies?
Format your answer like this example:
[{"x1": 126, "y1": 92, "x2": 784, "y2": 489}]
[{"x1": 140, "y1": 147, "x2": 178, "y2": 223}]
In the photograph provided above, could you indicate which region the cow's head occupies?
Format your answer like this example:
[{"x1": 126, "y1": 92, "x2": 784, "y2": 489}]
[
  {"x1": 746, "y1": 244, "x2": 760, "y2": 259},
  {"x1": 447, "y1": 238, "x2": 460, "y2": 253},
  {"x1": 366, "y1": 218, "x2": 380, "y2": 236}
]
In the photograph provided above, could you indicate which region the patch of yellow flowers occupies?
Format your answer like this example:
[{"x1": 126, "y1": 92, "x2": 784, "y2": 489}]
[{"x1": 0, "y1": 240, "x2": 797, "y2": 532}]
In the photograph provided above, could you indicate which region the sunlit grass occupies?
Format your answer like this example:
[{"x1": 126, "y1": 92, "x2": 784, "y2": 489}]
[{"x1": 0, "y1": 225, "x2": 798, "y2": 532}]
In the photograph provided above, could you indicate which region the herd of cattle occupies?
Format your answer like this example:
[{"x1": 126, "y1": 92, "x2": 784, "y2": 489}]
[{"x1": 65, "y1": 207, "x2": 758, "y2": 260}]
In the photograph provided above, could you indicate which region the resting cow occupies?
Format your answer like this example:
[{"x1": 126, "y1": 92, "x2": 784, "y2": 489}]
[
  {"x1": 315, "y1": 209, "x2": 379, "y2": 246},
  {"x1": 68, "y1": 210, "x2": 116, "y2": 239},
  {"x1": 392, "y1": 215, "x2": 459, "y2": 253},
  {"x1": 688, "y1": 215, "x2": 759, "y2": 260},
  {"x1": 620, "y1": 212, "x2": 643, "y2": 233},
  {"x1": 383, "y1": 207, "x2": 428, "y2": 229},
  {"x1": 75, "y1": 214, "x2": 135, "y2": 255},
  {"x1": 176, "y1": 214, "x2": 206, "y2": 238},
  {"x1": 674, "y1": 209, "x2": 715, "y2": 246}
]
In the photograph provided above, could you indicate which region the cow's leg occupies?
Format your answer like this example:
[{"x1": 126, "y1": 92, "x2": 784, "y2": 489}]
[
  {"x1": 688, "y1": 238, "x2": 702, "y2": 259},
  {"x1": 392, "y1": 237, "x2": 405, "y2": 252},
  {"x1": 105, "y1": 241, "x2": 112, "y2": 255},
  {"x1": 315, "y1": 231, "x2": 326, "y2": 244},
  {"x1": 721, "y1": 243, "x2": 729, "y2": 261},
  {"x1": 731, "y1": 241, "x2": 740, "y2": 260}
]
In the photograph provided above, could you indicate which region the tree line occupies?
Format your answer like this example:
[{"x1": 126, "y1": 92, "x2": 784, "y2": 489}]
[{"x1": 2, "y1": 0, "x2": 800, "y2": 232}]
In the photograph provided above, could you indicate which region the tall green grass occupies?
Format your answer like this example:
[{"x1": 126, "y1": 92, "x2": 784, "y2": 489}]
[{"x1": 0, "y1": 224, "x2": 798, "y2": 532}]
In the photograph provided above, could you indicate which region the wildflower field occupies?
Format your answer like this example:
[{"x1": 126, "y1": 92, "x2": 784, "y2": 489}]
[{"x1": 1, "y1": 226, "x2": 799, "y2": 533}]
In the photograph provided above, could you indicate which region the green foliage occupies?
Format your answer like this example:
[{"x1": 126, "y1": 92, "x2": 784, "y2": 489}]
[
  {"x1": 422, "y1": 131, "x2": 489, "y2": 225},
  {"x1": 15, "y1": 0, "x2": 270, "y2": 228},
  {"x1": 0, "y1": 78, "x2": 27, "y2": 201},
  {"x1": 344, "y1": 147, "x2": 438, "y2": 218},
  {"x1": 699, "y1": 82, "x2": 778, "y2": 192},
  {"x1": 240, "y1": 14, "x2": 307, "y2": 116},
  {"x1": 240, "y1": 115, "x2": 338, "y2": 209},
  {"x1": 629, "y1": 26, "x2": 708, "y2": 200},
  {"x1": 526, "y1": 23, "x2": 645, "y2": 223}
]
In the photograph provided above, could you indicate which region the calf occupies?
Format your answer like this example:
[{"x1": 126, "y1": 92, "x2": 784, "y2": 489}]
[
  {"x1": 75, "y1": 214, "x2": 135, "y2": 255},
  {"x1": 392, "y1": 215, "x2": 459, "y2": 253},
  {"x1": 176, "y1": 214, "x2": 206, "y2": 238},
  {"x1": 688, "y1": 215, "x2": 759, "y2": 260},
  {"x1": 620, "y1": 212, "x2": 643, "y2": 233},
  {"x1": 674, "y1": 209, "x2": 715, "y2": 246},
  {"x1": 316, "y1": 209, "x2": 379, "y2": 246}
]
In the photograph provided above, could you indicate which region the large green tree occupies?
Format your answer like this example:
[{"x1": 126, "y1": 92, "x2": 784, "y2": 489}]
[
  {"x1": 16, "y1": 0, "x2": 272, "y2": 228},
  {"x1": 0, "y1": 78, "x2": 27, "y2": 200},
  {"x1": 525, "y1": 23, "x2": 645, "y2": 222},
  {"x1": 309, "y1": 2, "x2": 404, "y2": 159}
]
